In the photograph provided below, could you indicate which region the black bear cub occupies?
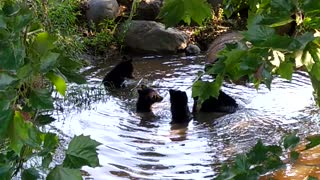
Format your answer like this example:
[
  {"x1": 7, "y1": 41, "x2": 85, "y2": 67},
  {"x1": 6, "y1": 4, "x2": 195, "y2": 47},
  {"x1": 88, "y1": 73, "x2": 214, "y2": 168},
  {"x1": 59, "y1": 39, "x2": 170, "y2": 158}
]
[
  {"x1": 169, "y1": 89, "x2": 192, "y2": 124},
  {"x1": 102, "y1": 57, "x2": 134, "y2": 88},
  {"x1": 136, "y1": 85, "x2": 163, "y2": 112},
  {"x1": 193, "y1": 90, "x2": 238, "y2": 113}
]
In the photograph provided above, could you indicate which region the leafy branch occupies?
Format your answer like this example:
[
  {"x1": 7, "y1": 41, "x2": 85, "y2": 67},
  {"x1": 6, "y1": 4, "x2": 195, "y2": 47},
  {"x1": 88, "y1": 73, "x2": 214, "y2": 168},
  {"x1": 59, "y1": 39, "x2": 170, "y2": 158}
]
[
  {"x1": 0, "y1": 1, "x2": 99, "y2": 179},
  {"x1": 193, "y1": 0, "x2": 320, "y2": 105}
]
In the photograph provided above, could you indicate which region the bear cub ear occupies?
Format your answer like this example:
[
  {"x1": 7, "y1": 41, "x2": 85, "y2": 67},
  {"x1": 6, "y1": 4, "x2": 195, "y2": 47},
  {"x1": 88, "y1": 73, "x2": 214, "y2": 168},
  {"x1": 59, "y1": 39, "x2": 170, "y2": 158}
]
[
  {"x1": 137, "y1": 85, "x2": 147, "y2": 95},
  {"x1": 122, "y1": 56, "x2": 132, "y2": 62}
]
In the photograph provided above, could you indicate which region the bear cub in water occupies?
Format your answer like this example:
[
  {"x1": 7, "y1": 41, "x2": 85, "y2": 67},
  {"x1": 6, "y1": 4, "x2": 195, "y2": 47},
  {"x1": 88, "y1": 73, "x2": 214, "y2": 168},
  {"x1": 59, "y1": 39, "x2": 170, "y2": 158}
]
[
  {"x1": 136, "y1": 85, "x2": 163, "y2": 112},
  {"x1": 169, "y1": 89, "x2": 238, "y2": 124},
  {"x1": 193, "y1": 90, "x2": 238, "y2": 113},
  {"x1": 169, "y1": 89, "x2": 192, "y2": 124},
  {"x1": 102, "y1": 56, "x2": 134, "y2": 88}
]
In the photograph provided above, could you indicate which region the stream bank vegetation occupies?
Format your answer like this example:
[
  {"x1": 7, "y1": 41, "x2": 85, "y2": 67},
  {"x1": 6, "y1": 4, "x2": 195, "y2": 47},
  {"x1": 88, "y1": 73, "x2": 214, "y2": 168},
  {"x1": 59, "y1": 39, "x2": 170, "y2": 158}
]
[
  {"x1": 1, "y1": 0, "x2": 320, "y2": 179},
  {"x1": 0, "y1": 0, "x2": 99, "y2": 179}
]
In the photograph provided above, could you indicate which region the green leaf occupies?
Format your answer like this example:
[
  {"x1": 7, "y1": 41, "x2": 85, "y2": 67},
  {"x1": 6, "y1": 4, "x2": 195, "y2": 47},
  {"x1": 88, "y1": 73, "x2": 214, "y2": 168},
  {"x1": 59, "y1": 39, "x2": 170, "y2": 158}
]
[
  {"x1": 261, "y1": 17, "x2": 293, "y2": 27},
  {"x1": 0, "y1": 16, "x2": 7, "y2": 29},
  {"x1": 57, "y1": 56, "x2": 83, "y2": 71},
  {"x1": 310, "y1": 73, "x2": 320, "y2": 106},
  {"x1": 302, "y1": 0, "x2": 320, "y2": 13},
  {"x1": 307, "y1": 176, "x2": 319, "y2": 180},
  {"x1": 158, "y1": 0, "x2": 211, "y2": 27},
  {"x1": 0, "y1": 110, "x2": 13, "y2": 138},
  {"x1": 308, "y1": 42, "x2": 320, "y2": 63},
  {"x1": 35, "y1": 115, "x2": 56, "y2": 125},
  {"x1": 29, "y1": 89, "x2": 54, "y2": 110},
  {"x1": 215, "y1": 164, "x2": 236, "y2": 180},
  {"x1": 278, "y1": 61, "x2": 294, "y2": 80},
  {"x1": 0, "y1": 40, "x2": 25, "y2": 70},
  {"x1": 243, "y1": 25, "x2": 275, "y2": 44},
  {"x1": 39, "y1": 133, "x2": 58, "y2": 168},
  {"x1": 46, "y1": 166, "x2": 81, "y2": 180},
  {"x1": 234, "y1": 154, "x2": 250, "y2": 172},
  {"x1": 0, "y1": 73, "x2": 18, "y2": 90},
  {"x1": 40, "y1": 52, "x2": 60, "y2": 73},
  {"x1": 46, "y1": 72, "x2": 66, "y2": 96},
  {"x1": 304, "y1": 16, "x2": 320, "y2": 29},
  {"x1": 295, "y1": 49, "x2": 314, "y2": 71},
  {"x1": 2, "y1": 2, "x2": 20, "y2": 16},
  {"x1": 7, "y1": 112, "x2": 42, "y2": 150},
  {"x1": 41, "y1": 133, "x2": 59, "y2": 156},
  {"x1": 224, "y1": 49, "x2": 246, "y2": 67},
  {"x1": 42, "y1": 154, "x2": 53, "y2": 169},
  {"x1": 32, "y1": 32, "x2": 57, "y2": 56},
  {"x1": 247, "y1": 140, "x2": 281, "y2": 163},
  {"x1": 306, "y1": 135, "x2": 320, "y2": 149},
  {"x1": 59, "y1": 68, "x2": 86, "y2": 84},
  {"x1": 233, "y1": 172, "x2": 259, "y2": 180},
  {"x1": 290, "y1": 151, "x2": 299, "y2": 161},
  {"x1": 0, "y1": 29, "x2": 10, "y2": 42},
  {"x1": 63, "y1": 135, "x2": 101, "y2": 169},
  {"x1": 0, "y1": 164, "x2": 11, "y2": 180},
  {"x1": 311, "y1": 62, "x2": 320, "y2": 81},
  {"x1": 263, "y1": 155, "x2": 283, "y2": 172},
  {"x1": 283, "y1": 133, "x2": 300, "y2": 149},
  {"x1": 257, "y1": 35, "x2": 294, "y2": 50},
  {"x1": 15, "y1": 14, "x2": 32, "y2": 33},
  {"x1": 270, "y1": 0, "x2": 294, "y2": 13},
  {"x1": 17, "y1": 63, "x2": 33, "y2": 79},
  {"x1": 0, "y1": 91, "x2": 13, "y2": 111},
  {"x1": 192, "y1": 78, "x2": 222, "y2": 102},
  {"x1": 8, "y1": 111, "x2": 32, "y2": 154},
  {"x1": 294, "y1": 33, "x2": 315, "y2": 50},
  {"x1": 22, "y1": 168, "x2": 40, "y2": 180}
]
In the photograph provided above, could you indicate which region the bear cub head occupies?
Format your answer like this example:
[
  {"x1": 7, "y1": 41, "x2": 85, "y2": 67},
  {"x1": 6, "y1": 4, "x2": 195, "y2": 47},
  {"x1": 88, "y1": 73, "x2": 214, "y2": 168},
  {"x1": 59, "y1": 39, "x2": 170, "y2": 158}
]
[
  {"x1": 136, "y1": 85, "x2": 163, "y2": 112},
  {"x1": 102, "y1": 56, "x2": 134, "y2": 88},
  {"x1": 169, "y1": 89, "x2": 191, "y2": 124}
]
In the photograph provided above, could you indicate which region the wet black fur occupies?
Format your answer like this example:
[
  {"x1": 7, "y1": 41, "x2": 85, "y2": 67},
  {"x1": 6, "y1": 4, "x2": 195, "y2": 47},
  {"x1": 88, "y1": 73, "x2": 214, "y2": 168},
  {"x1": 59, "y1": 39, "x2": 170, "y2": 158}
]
[
  {"x1": 169, "y1": 89, "x2": 191, "y2": 124},
  {"x1": 102, "y1": 57, "x2": 134, "y2": 88},
  {"x1": 193, "y1": 90, "x2": 238, "y2": 113},
  {"x1": 136, "y1": 85, "x2": 163, "y2": 112}
]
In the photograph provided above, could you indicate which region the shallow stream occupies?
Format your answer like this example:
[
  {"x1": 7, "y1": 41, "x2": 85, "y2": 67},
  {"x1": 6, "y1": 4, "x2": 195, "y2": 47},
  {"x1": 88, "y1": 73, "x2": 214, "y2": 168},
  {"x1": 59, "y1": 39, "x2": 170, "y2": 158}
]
[{"x1": 51, "y1": 55, "x2": 320, "y2": 179}]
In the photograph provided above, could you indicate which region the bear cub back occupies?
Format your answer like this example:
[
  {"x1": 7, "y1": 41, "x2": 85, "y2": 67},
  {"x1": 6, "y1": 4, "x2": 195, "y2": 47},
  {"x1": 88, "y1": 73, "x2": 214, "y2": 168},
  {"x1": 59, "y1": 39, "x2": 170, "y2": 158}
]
[
  {"x1": 169, "y1": 89, "x2": 191, "y2": 124},
  {"x1": 193, "y1": 90, "x2": 238, "y2": 113},
  {"x1": 102, "y1": 57, "x2": 134, "y2": 88},
  {"x1": 136, "y1": 85, "x2": 163, "y2": 112}
]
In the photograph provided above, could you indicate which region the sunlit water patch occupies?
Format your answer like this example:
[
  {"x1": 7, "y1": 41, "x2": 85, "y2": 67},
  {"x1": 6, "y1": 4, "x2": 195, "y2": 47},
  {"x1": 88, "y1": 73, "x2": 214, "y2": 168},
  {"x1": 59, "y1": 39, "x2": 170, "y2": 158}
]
[{"x1": 50, "y1": 56, "x2": 320, "y2": 179}]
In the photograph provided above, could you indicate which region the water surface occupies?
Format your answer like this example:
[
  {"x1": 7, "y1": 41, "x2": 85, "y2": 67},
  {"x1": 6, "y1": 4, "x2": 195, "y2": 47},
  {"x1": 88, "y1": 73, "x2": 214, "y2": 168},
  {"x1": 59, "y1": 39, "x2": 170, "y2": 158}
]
[{"x1": 51, "y1": 55, "x2": 320, "y2": 179}]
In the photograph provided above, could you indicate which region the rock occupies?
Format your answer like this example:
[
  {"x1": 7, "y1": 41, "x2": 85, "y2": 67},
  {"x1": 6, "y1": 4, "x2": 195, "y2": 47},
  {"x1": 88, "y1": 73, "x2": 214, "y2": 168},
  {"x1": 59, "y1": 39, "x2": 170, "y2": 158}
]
[
  {"x1": 185, "y1": 44, "x2": 201, "y2": 55},
  {"x1": 206, "y1": 31, "x2": 243, "y2": 63},
  {"x1": 86, "y1": 0, "x2": 119, "y2": 25},
  {"x1": 134, "y1": 0, "x2": 163, "y2": 20},
  {"x1": 121, "y1": 20, "x2": 189, "y2": 54}
]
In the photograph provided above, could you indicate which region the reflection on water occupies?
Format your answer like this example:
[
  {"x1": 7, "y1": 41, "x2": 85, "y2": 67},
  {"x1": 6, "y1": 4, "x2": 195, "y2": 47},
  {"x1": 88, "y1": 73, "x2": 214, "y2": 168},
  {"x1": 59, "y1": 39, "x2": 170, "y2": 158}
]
[{"x1": 51, "y1": 55, "x2": 320, "y2": 179}]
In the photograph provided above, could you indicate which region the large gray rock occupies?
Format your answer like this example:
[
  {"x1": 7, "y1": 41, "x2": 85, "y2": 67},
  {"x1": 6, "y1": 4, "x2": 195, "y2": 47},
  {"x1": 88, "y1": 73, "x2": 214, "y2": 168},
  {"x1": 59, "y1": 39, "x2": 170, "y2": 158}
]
[
  {"x1": 135, "y1": 0, "x2": 163, "y2": 20},
  {"x1": 122, "y1": 20, "x2": 189, "y2": 54},
  {"x1": 206, "y1": 31, "x2": 243, "y2": 63},
  {"x1": 86, "y1": 0, "x2": 119, "y2": 24}
]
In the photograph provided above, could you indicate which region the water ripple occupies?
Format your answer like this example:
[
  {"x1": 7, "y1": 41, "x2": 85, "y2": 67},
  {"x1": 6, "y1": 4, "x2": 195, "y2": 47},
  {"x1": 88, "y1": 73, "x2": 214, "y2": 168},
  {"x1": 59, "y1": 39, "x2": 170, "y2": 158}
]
[{"x1": 53, "y1": 56, "x2": 320, "y2": 179}]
